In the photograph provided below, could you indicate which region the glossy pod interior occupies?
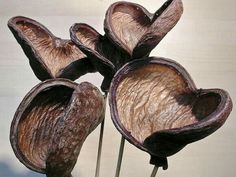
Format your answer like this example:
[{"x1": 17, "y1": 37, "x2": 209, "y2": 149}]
[
  {"x1": 10, "y1": 79, "x2": 105, "y2": 177},
  {"x1": 109, "y1": 57, "x2": 232, "y2": 169},
  {"x1": 8, "y1": 16, "x2": 95, "y2": 81}
]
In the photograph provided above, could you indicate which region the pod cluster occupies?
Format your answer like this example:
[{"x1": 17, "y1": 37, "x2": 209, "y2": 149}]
[{"x1": 8, "y1": 0, "x2": 232, "y2": 175}]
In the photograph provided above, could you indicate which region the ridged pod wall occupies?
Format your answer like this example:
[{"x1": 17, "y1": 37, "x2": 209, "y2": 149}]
[{"x1": 8, "y1": 0, "x2": 232, "y2": 176}]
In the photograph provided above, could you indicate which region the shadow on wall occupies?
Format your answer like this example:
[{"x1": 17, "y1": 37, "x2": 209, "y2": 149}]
[{"x1": 0, "y1": 161, "x2": 43, "y2": 177}]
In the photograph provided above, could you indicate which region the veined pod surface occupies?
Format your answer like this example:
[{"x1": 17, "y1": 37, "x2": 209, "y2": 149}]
[
  {"x1": 71, "y1": 0, "x2": 183, "y2": 91},
  {"x1": 70, "y1": 23, "x2": 130, "y2": 92},
  {"x1": 8, "y1": 16, "x2": 95, "y2": 81},
  {"x1": 10, "y1": 79, "x2": 105, "y2": 177},
  {"x1": 104, "y1": 0, "x2": 183, "y2": 59},
  {"x1": 70, "y1": 24, "x2": 117, "y2": 79},
  {"x1": 109, "y1": 57, "x2": 232, "y2": 169}
]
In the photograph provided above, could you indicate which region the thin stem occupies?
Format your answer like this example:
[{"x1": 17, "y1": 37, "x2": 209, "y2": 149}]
[
  {"x1": 95, "y1": 94, "x2": 107, "y2": 177},
  {"x1": 115, "y1": 136, "x2": 125, "y2": 177},
  {"x1": 95, "y1": 119, "x2": 105, "y2": 177},
  {"x1": 150, "y1": 166, "x2": 159, "y2": 177}
]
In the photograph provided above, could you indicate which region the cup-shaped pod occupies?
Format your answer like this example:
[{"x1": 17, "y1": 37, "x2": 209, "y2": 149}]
[
  {"x1": 10, "y1": 79, "x2": 105, "y2": 177},
  {"x1": 70, "y1": 23, "x2": 130, "y2": 91},
  {"x1": 8, "y1": 16, "x2": 95, "y2": 81},
  {"x1": 104, "y1": 0, "x2": 183, "y2": 59},
  {"x1": 109, "y1": 57, "x2": 232, "y2": 169}
]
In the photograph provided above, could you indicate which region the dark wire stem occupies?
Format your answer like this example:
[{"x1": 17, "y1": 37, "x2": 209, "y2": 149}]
[
  {"x1": 115, "y1": 136, "x2": 125, "y2": 177},
  {"x1": 150, "y1": 166, "x2": 159, "y2": 177},
  {"x1": 95, "y1": 93, "x2": 107, "y2": 177}
]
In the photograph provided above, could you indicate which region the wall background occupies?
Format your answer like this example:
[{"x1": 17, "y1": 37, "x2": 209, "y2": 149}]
[{"x1": 0, "y1": 0, "x2": 235, "y2": 177}]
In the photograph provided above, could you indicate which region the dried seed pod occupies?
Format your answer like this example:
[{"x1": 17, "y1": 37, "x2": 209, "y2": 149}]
[
  {"x1": 104, "y1": 0, "x2": 183, "y2": 59},
  {"x1": 71, "y1": 24, "x2": 113, "y2": 75},
  {"x1": 109, "y1": 57, "x2": 232, "y2": 169},
  {"x1": 70, "y1": 1, "x2": 183, "y2": 91},
  {"x1": 10, "y1": 79, "x2": 105, "y2": 177},
  {"x1": 8, "y1": 16, "x2": 95, "y2": 81},
  {"x1": 70, "y1": 23, "x2": 130, "y2": 91}
]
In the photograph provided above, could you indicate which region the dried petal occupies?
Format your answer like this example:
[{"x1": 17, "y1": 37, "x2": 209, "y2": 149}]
[
  {"x1": 104, "y1": 0, "x2": 183, "y2": 58},
  {"x1": 8, "y1": 16, "x2": 95, "y2": 81},
  {"x1": 109, "y1": 57, "x2": 232, "y2": 169},
  {"x1": 10, "y1": 79, "x2": 105, "y2": 177}
]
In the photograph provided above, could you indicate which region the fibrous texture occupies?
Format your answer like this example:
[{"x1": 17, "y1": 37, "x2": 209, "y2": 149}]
[
  {"x1": 8, "y1": 16, "x2": 94, "y2": 81},
  {"x1": 17, "y1": 85, "x2": 72, "y2": 169},
  {"x1": 116, "y1": 64, "x2": 197, "y2": 143},
  {"x1": 70, "y1": 23, "x2": 129, "y2": 76},
  {"x1": 10, "y1": 79, "x2": 105, "y2": 177},
  {"x1": 109, "y1": 57, "x2": 232, "y2": 168},
  {"x1": 70, "y1": 23, "x2": 132, "y2": 92},
  {"x1": 8, "y1": 0, "x2": 233, "y2": 174},
  {"x1": 71, "y1": 24, "x2": 115, "y2": 74},
  {"x1": 70, "y1": 0, "x2": 183, "y2": 92},
  {"x1": 104, "y1": 0, "x2": 183, "y2": 58}
]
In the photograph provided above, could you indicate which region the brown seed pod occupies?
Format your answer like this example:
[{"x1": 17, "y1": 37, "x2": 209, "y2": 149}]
[
  {"x1": 70, "y1": 24, "x2": 115, "y2": 77},
  {"x1": 109, "y1": 57, "x2": 232, "y2": 170},
  {"x1": 104, "y1": 0, "x2": 183, "y2": 59},
  {"x1": 8, "y1": 16, "x2": 95, "y2": 81},
  {"x1": 70, "y1": 23, "x2": 130, "y2": 91},
  {"x1": 10, "y1": 79, "x2": 105, "y2": 177},
  {"x1": 70, "y1": 1, "x2": 183, "y2": 91}
]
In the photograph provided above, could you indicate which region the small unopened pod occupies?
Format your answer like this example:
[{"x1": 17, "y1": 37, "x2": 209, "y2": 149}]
[
  {"x1": 8, "y1": 16, "x2": 95, "y2": 81},
  {"x1": 10, "y1": 79, "x2": 105, "y2": 177},
  {"x1": 109, "y1": 57, "x2": 232, "y2": 170}
]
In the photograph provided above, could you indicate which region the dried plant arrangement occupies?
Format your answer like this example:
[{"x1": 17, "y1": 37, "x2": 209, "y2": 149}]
[{"x1": 8, "y1": 0, "x2": 232, "y2": 177}]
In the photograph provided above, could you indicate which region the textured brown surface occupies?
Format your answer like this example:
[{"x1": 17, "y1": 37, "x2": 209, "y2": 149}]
[
  {"x1": 70, "y1": 23, "x2": 131, "y2": 91},
  {"x1": 70, "y1": 23, "x2": 129, "y2": 73},
  {"x1": 16, "y1": 21, "x2": 84, "y2": 76},
  {"x1": 109, "y1": 4, "x2": 149, "y2": 52},
  {"x1": 116, "y1": 64, "x2": 198, "y2": 143},
  {"x1": 110, "y1": 57, "x2": 232, "y2": 162},
  {"x1": 46, "y1": 82, "x2": 105, "y2": 177},
  {"x1": 72, "y1": 24, "x2": 98, "y2": 53},
  {"x1": 10, "y1": 79, "x2": 105, "y2": 176},
  {"x1": 116, "y1": 64, "x2": 224, "y2": 143},
  {"x1": 2, "y1": 0, "x2": 236, "y2": 176},
  {"x1": 18, "y1": 86, "x2": 73, "y2": 169},
  {"x1": 104, "y1": 0, "x2": 183, "y2": 58},
  {"x1": 8, "y1": 16, "x2": 92, "y2": 80}
]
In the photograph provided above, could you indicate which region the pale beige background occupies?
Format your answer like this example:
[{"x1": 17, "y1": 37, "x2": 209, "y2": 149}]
[{"x1": 0, "y1": 0, "x2": 236, "y2": 177}]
